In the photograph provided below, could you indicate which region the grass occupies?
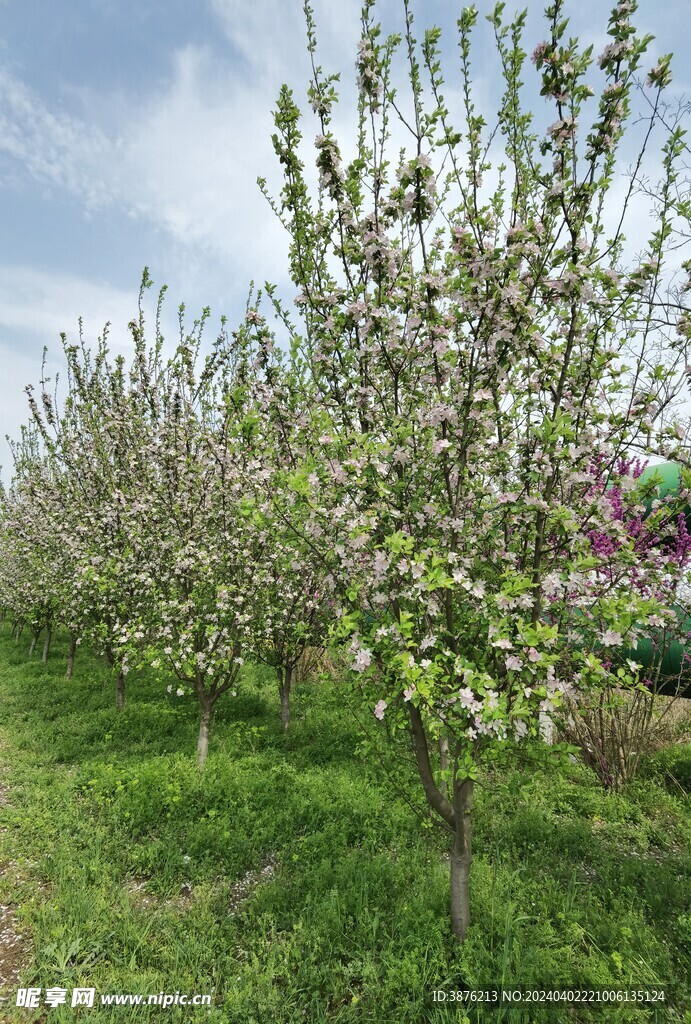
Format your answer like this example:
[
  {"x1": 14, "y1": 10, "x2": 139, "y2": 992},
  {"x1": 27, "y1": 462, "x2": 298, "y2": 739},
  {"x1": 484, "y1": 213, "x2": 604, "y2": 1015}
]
[{"x1": 0, "y1": 627, "x2": 689, "y2": 1023}]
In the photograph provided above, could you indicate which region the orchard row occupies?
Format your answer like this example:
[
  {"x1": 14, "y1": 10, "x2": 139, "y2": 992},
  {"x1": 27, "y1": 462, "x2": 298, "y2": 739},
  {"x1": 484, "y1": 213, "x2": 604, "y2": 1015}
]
[{"x1": 1, "y1": 0, "x2": 690, "y2": 942}]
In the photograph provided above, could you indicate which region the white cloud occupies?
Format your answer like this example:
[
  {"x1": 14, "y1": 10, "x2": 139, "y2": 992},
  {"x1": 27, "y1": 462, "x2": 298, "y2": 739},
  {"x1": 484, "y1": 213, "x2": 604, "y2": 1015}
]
[
  {"x1": 0, "y1": 69, "x2": 116, "y2": 208},
  {"x1": 209, "y1": 0, "x2": 361, "y2": 79},
  {"x1": 0, "y1": 265, "x2": 146, "y2": 349},
  {"x1": 119, "y1": 44, "x2": 294, "y2": 280},
  {"x1": 0, "y1": 55, "x2": 291, "y2": 279},
  {"x1": 0, "y1": 0, "x2": 363, "y2": 290}
]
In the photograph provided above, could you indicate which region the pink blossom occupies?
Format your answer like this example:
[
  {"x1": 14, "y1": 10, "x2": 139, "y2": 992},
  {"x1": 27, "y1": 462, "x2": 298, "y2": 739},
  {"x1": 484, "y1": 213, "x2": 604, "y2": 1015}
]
[
  {"x1": 531, "y1": 41, "x2": 549, "y2": 64},
  {"x1": 458, "y1": 687, "x2": 479, "y2": 710},
  {"x1": 432, "y1": 439, "x2": 452, "y2": 455},
  {"x1": 352, "y1": 647, "x2": 373, "y2": 671}
]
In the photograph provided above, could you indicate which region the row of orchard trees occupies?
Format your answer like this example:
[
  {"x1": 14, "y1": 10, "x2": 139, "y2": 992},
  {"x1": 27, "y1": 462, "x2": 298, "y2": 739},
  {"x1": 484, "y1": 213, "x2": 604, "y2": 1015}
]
[
  {"x1": 0, "y1": 292, "x2": 329, "y2": 759},
  {"x1": 1, "y1": 0, "x2": 691, "y2": 943}
]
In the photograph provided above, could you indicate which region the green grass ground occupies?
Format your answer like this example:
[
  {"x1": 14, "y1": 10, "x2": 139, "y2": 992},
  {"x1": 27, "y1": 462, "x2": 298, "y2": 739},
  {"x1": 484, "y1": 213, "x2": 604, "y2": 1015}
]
[{"x1": 0, "y1": 627, "x2": 689, "y2": 1023}]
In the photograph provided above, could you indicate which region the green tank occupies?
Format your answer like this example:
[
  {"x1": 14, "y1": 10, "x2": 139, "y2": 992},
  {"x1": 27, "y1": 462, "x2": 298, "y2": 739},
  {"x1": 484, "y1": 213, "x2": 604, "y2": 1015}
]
[
  {"x1": 609, "y1": 462, "x2": 691, "y2": 694},
  {"x1": 637, "y1": 461, "x2": 691, "y2": 519}
]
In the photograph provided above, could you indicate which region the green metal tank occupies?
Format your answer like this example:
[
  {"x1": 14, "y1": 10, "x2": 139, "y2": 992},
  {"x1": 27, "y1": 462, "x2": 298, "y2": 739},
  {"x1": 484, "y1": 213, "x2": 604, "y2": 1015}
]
[{"x1": 613, "y1": 461, "x2": 691, "y2": 694}]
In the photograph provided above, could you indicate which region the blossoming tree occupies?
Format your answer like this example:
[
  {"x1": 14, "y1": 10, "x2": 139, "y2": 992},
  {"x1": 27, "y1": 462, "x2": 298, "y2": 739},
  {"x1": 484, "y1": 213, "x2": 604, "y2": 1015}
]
[
  {"x1": 128, "y1": 314, "x2": 265, "y2": 767},
  {"x1": 229, "y1": 308, "x2": 334, "y2": 731},
  {"x1": 253, "y1": 0, "x2": 691, "y2": 940},
  {"x1": 23, "y1": 287, "x2": 169, "y2": 707},
  {"x1": 0, "y1": 430, "x2": 70, "y2": 661}
]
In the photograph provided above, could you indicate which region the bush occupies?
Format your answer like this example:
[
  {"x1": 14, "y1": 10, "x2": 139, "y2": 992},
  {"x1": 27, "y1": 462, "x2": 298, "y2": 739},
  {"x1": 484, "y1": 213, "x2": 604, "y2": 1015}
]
[{"x1": 559, "y1": 687, "x2": 691, "y2": 789}]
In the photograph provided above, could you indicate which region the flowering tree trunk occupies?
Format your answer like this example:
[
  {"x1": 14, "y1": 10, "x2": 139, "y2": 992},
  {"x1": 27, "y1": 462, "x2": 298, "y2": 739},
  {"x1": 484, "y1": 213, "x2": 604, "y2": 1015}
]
[
  {"x1": 66, "y1": 633, "x2": 77, "y2": 680},
  {"x1": 115, "y1": 667, "x2": 125, "y2": 711},
  {"x1": 408, "y1": 704, "x2": 474, "y2": 938},
  {"x1": 105, "y1": 648, "x2": 126, "y2": 710},
  {"x1": 42, "y1": 620, "x2": 52, "y2": 664},
  {"x1": 450, "y1": 774, "x2": 474, "y2": 943},
  {"x1": 278, "y1": 661, "x2": 293, "y2": 733},
  {"x1": 197, "y1": 691, "x2": 213, "y2": 768},
  {"x1": 438, "y1": 736, "x2": 451, "y2": 799}
]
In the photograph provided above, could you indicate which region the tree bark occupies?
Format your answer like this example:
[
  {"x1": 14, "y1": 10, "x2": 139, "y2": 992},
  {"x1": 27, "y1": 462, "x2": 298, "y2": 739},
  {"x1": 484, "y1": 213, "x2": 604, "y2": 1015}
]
[
  {"x1": 66, "y1": 634, "x2": 77, "y2": 679},
  {"x1": 278, "y1": 663, "x2": 292, "y2": 733},
  {"x1": 42, "y1": 625, "x2": 52, "y2": 664},
  {"x1": 439, "y1": 735, "x2": 451, "y2": 799},
  {"x1": 29, "y1": 630, "x2": 40, "y2": 657},
  {"x1": 450, "y1": 776, "x2": 474, "y2": 943},
  {"x1": 197, "y1": 697, "x2": 212, "y2": 768},
  {"x1": 407, "y1": 704, "x2": 455, "y2": 826},
  {"x1": 115, "y1": 668, "x2": 125, "y2": 710}
]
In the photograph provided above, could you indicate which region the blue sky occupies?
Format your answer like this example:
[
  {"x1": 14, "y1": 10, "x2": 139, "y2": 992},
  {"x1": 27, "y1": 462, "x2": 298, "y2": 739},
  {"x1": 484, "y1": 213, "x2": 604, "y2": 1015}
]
[{"x1": 0, "y1": 0, "x2": 688, "y2": 482}]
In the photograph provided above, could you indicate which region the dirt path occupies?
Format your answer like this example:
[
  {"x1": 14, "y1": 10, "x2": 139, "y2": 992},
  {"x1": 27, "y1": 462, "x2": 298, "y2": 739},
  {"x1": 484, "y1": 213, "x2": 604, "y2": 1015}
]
[{"x1": 0, "y1": 735, "x2": 32, "y2": 1007}]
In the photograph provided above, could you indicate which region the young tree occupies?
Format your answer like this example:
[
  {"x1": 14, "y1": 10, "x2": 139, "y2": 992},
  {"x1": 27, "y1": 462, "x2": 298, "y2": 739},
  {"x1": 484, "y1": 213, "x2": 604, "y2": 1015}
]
[
  {"x1": 253, "y1": 0, "x2": 691, "y2": 940},
  {"x1": 125, "y1": 307, "x2": 271, "y2": 767},
  {"x1": 25, "y1": 277, "x2": 169, "y2": 705},
  {"x1": 0, "y1": 426, "x2": 84, "y2": 666},
  {"x1": 230, "y1": 309, "x2": 334, "y2": 731}
]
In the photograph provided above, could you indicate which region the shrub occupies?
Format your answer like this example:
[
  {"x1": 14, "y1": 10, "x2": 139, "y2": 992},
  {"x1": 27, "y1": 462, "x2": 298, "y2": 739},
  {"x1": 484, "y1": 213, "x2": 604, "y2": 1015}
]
[{"x1": 560, "y1": 687, "x2": 691, "y2": 789}]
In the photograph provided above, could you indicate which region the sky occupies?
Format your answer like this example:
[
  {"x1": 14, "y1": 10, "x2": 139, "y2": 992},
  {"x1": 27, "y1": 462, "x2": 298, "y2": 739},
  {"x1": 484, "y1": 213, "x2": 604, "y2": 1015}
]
[{"x1": 0, "y1": 0, "x2": 688, "y2": 483}]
